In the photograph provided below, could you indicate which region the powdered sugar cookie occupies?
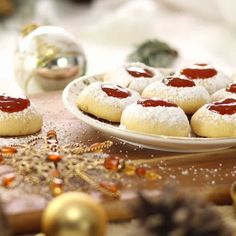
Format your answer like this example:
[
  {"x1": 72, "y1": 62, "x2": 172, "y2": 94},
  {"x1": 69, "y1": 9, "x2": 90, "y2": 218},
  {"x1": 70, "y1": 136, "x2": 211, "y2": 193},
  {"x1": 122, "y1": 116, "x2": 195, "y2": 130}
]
[
  {"x1": 0, "y1": 94, "x2": 43, "y2": 136},
  {"x1": 142, "y1": 76, "x2": 210, "y2": 114},
  {"x1": 103, "y1": 62, "x2": 164, "y2": 94},
  {"x1": 77, "y1": 82, "x2": 140, "y2": 122},
  {"x1": 178, "y1": 63, "x2": 231, "y2": 94},
  {"x1": 120, "y1": 98, "x2": 190, "y2": 137},
  {"x1": 212, "y1": 83, "x2": 236, "y2": 101},
  {"x1": 191, "y1": 98, "x2": 236, "y2": 137}
]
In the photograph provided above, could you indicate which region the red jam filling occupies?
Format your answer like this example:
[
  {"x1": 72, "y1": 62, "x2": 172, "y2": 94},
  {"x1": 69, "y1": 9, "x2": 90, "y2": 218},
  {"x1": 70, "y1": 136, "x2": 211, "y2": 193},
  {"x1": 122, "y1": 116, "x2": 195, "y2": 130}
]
[
  {"x1": 181, "y1": 64, "x2": 217, "y2": 79},
  {"x1": 101, "y1": 84, "x2": 131, "y2": 98},
  {"x1": 137, "y1": 98, "x2": 177, "y2": 108},
  {"x1": 126, "y1": 66, "x2": 154, "y2": 78},
  {"x1": 163, "y1": 76, "x2": 195, "y2": 87},
  {"x1": 207, "y1": 98, "x2": 236, "y2": 115},
  {"x1": 0, "y1": 94, "x2": 30, "y2": 113},
  {"x1": 226, "y1": 84, "x2": 236, "y2": 94}
]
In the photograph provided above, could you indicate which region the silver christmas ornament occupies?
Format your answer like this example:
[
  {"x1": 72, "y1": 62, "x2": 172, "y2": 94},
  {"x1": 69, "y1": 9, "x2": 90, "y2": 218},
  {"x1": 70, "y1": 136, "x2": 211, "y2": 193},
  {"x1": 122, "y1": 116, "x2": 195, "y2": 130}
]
[{"x1": 15, "y1": 24, "x2": 86, "y2": 93}]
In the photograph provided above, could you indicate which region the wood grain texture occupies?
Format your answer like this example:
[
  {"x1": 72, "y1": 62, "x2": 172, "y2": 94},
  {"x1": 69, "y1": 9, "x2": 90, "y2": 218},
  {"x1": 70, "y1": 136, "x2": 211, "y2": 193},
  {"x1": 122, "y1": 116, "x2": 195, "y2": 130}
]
[{"x1": 0, "y1": 91, "x2": 236, "y2": 234}]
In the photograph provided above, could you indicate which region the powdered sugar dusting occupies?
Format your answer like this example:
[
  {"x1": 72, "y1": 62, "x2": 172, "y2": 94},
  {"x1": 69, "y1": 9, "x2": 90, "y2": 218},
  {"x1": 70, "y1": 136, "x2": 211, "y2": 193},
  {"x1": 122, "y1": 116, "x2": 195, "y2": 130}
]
[
  {"x1": 176, "y1": 67, "x2": 231, "y2": 94},
  {"x1": 78, "y1": 82, "x2": 140, "y2": 110},
  {"x1": 211, "y1": 88, "x2": 236, "y2": 101},
  {"x1": 0, "y1": 104, "x2": 41, "y2": 121},
  {"x1": 192, "y1": 102, "x2": 236, "y2": 123},
  {"x1": 142, "y1": 81, "x2": 210, "y2": 103},
  {"x1": 103, "y1": 62, "x2": 164, "y2": 94},
  {"x1": 120, "y1": 100, "x2": 190, "y2": 136},
  {"x1": 124, "y1": 103, "x2": 188, "y2": 126}
]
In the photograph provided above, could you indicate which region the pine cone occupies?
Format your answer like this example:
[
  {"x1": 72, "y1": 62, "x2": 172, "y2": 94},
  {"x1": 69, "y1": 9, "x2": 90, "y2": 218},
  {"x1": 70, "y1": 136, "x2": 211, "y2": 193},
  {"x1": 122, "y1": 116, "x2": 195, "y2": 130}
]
[
  {"x1": 127, "y1": 40, "x2": 178, "y2": 68},
  {"x1": 135, "y1": 186, "x2": 232, "y2": 236}
]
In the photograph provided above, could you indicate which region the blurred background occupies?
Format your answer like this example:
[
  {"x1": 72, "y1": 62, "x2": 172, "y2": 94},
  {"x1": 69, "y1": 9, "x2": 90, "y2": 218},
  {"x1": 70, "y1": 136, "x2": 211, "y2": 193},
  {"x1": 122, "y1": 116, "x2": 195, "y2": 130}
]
[{"x1": 1, "y1": 0, "x2": 236, "y2": 93}]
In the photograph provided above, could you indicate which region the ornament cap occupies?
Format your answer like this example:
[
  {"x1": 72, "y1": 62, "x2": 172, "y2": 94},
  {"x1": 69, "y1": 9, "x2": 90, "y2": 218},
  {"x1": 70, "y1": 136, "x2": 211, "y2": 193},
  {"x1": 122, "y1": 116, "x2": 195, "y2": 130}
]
[{"x1": 20, "y1": 23, "x2": 40, "y2": 37}]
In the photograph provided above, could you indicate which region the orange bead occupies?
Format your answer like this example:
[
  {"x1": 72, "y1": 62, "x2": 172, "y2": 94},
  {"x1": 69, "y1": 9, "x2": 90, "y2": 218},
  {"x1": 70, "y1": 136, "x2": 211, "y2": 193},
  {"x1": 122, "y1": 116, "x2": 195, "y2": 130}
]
[
  {"x1": 46, "y1": 130, "x2": 58, "y2": 144},
  {"x1": 104, "y1": 156, "x2": 120, "y2": 171},
  {"x1": 0, "y1": 153, "x2": 3, "y2": 162},
  {"x1": 47, "y1": 152, "x2": 62, "y2": 162},
  {"x1": 1, "y1": 146, "x2": 17, "y2": 154},
  {"x1": 135, "y1": 167, "x2": 147, "y2": 177},
  {"x1": 2, "y1": 173, "x2": 16, "y2": 187},
  {"x1": 100, "y1": 181, "x2": 119, "y2": 193},
  {"x1": 145, "y1": 170, "x2": 162, "y2": 181},
  {"x1": 50, "y1": 178, "x2": 64, "y2": 196},
  {"x1": 50, "y1": 169, "x2": 60, "y2": 177},
  {"x1": 52, "y1": 186, "x2": 63, "y2": 196},
  {"x1": 124, "y1": 163, "x2": 136, "y2": 176}
]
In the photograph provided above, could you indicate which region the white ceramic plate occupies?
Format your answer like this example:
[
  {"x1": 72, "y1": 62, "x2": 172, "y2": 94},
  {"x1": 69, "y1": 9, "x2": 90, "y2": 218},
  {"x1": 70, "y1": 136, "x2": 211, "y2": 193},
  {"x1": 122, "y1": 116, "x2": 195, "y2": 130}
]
[{"x1": 62, "y1": 74, "x2": 236, "y2": 152}]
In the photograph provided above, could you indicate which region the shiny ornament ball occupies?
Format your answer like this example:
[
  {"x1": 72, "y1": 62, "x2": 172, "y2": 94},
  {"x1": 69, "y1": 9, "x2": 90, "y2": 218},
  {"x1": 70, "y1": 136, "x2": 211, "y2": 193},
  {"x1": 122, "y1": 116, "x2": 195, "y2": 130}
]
[
  {"x1": 15, "y1": 24, "x2": 86, "y2": 93},
  {"x1": 42, "y1": 192, "x2": 107, "y2": 236}
]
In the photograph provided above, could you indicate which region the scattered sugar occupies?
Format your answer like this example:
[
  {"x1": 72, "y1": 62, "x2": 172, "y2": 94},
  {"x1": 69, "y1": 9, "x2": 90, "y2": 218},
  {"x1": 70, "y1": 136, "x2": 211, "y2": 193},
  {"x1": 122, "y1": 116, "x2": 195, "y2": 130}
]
[{"x1": 181, "y1": 170, "x2": 189, "y2": 175}]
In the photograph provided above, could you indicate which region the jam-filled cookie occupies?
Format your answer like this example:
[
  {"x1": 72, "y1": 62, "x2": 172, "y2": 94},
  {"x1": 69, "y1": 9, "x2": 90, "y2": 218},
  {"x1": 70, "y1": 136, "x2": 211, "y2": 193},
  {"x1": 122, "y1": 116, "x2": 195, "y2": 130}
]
[
  {"x1": 178, "y1": 63, "x2": 231, "y2": 94},
  {"x1": 191, "y1": 98, "x2": 236, "y2": 137},
  {"x1": 77, "y1": 82, "x2": 140, "y2": 122},
  {"x1": 120, "y1": 98, "x2": 190, "y2": 137},
  {"x1": 0, "y1": 94, "x2": 43, "y2": 136},
  {"x1": 212, "y1": 83, "x2": 236, "y2": 101},
  {"x1": 103, "y1": 62, "x2": 164, "y2": 94},
  {"x1": 142, "y1": 75, "x2": 210, "y2": 114}
]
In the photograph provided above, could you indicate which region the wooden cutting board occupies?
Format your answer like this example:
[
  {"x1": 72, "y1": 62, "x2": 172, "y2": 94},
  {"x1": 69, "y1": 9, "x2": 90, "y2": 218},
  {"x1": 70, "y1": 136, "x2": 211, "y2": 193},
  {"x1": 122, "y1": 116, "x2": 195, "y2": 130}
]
[{"x1": 0, "y1": 91, "x2": 235, "y2": 234}]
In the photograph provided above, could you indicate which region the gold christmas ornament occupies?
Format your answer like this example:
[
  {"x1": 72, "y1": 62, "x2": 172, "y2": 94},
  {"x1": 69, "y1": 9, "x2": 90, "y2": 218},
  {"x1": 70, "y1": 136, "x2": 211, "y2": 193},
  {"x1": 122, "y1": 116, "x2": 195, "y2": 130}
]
[
  {"x1": 15, "y1": 24, "x2": 86, "y2": 93},
  {"x1": 42, "y1": 192, "x2": 107, "y2": 236}
]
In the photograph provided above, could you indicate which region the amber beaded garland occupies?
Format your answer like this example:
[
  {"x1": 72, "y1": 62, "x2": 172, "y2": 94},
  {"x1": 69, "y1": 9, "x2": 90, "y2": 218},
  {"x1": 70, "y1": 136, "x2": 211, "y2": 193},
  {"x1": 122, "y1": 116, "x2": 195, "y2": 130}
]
[{"x1": 0, "y1": 130, "x2": 162, "y2": 199}]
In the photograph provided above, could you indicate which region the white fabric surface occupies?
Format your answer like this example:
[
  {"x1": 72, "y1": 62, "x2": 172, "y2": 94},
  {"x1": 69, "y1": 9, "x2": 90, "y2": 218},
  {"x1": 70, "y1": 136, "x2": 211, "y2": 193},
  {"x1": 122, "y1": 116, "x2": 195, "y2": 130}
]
[{"x1": 0, "y1": 0, "x2": 236, "y2": 94}]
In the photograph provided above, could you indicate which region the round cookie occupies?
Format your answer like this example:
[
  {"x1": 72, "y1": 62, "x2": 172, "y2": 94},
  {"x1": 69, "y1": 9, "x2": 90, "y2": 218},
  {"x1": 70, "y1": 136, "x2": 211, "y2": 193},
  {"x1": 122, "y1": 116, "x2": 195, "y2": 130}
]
[
  {"x1": 120, "y1": 98, "x2": 190, "y2": 137},
  {"x1": 103, "y1": 62, "x2": 164, "y2": 94},
  {"x1": 191, "y1": 98, "x2": 236, "y2": 138},
  {"x1": 77, "y1": 82, "x2": 140, "y2": 122},
  {"x1": 177, "y1": 63, "x2": 231, "y2": 94},
  {"x1": 211, "y1": 83, "x2": 236, "y2": 101},
  {"x1": 142, "y1": 75, "x2": 210, "y2": 114},
  {"x1": 0, "y1": 94, "x2": 43, "y2": 136}
]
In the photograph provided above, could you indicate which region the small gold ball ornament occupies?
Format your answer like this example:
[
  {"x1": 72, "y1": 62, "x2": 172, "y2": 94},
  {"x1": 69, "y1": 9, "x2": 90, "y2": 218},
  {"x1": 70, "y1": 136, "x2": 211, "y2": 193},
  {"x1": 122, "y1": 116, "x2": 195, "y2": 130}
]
[
  {"x1": 42, "y1": 192, "x2": 107, "y2": 236},
  {"x1": 15, "y1": 24, "x2": 86, "y2": 93}
]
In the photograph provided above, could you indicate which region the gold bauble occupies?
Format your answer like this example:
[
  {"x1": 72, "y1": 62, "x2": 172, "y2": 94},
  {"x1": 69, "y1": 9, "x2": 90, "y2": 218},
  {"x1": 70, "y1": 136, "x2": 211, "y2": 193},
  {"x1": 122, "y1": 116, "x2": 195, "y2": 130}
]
[
  {"x1": 42, "y1": 192, "x2": 107, "y2": 236},
  {"x1": 15, "y1": 24, "x2": 86, "y2": 93}
]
